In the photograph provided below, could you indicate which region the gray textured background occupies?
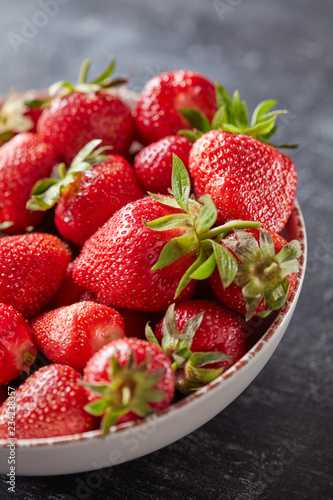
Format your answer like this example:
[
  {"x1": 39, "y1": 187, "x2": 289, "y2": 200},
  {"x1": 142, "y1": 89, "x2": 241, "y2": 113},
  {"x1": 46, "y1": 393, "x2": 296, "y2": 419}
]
[{"x1": 1, "y1": 0, "x2": 333, "y2": 499}]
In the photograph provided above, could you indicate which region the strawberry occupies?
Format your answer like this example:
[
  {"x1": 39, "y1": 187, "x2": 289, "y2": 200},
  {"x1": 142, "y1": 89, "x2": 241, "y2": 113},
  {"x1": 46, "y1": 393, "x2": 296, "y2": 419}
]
[
  {"x1": 83, "y1": 338, "x2": 175, "y2": 434},
  {"x1": 147, "y1": 301, "x2": 248, "y2": 394},
  {"x1": 0, "y1": 132, "x2": 58, "y2": 234},
  {"x1": 28, "y1": 141, "x2": 145, "y2": 246},
  {"x1": 183, "y1": 85, "x2": 297, "y2": 233},
  {"x1": 0, "y1": 364, "x2": 96, "y2": 439},
  {"x1": 209, "y1": 229, "x2": 302, "y2": 320},
  {"x1": 30, "y1": 301, "x2": 125, "y2": 372},
  {"x1": 0, "y1": 304, "x2": 37, "y2": 384},
  {"x1": 73, "y1": 156, "x2": 259, "y2": 312},
  {"x1": 55, "y1": 155, "x2": 144, "y2": 245},
  {"x1": 189, "y1": 130, "x2": 297, "y2": 233},
  {"x1": 134, "y1": 135, "x2": 192, "y2": 194},
  {"x1": 73, "y1": 196, "x2": 197, "y2": 311},
  {"x1": 134, "y1": 70, "x2": 217, "y2": 145},
  {"x1": 37, "y1": 59, "x2": 134, "y2": 164},
  {"x1": 0, "y1": 233, "x2": 71, "y2": 318}
]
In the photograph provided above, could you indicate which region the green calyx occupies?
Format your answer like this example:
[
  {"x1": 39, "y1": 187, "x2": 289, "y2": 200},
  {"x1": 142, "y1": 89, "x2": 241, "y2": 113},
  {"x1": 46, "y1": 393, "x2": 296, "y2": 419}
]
[
  {"x1": 49, "y1": 58, "x2": 128, "y2": 98},
  {"x1": 0, "y1": 90, "x2": 34, "y2": 142},
  {"x1": 145, "y1": 304, "x2": 230, "y2": 395},
  {"x1": 179, "y1": 83, "x2": 298, "y2": 148},
  {"x1": 27, "y1": 139, "x2": 109, "y2": 211},
  {"x1": 26, "y1": 59, "x2": 128, "y2": 107},
  {"x1": 224, "y1": 229, "x2": 302, "y2": 320},
  {"x1": 145, "y1": 155, "x2": 260, "y2": 298},
  {"x1": 82, "y1": 352, "x2": 166, "y2": 436}
]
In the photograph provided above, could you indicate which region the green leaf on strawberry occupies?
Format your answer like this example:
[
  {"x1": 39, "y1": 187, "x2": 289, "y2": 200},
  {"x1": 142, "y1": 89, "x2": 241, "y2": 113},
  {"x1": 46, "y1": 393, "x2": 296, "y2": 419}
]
[
  {"x1": 195, "y1": 195, "x2": 218, "y2": 234},
  {"x1": 179, "y1": 83, "x2": 298, "y2": 148},
  {"x1": 25, "y1": 59, "x2": 128, "y2": 112},
  {"x1": 224, "y1": 229, "x2": 302, "y2": 320},
  {"x1": 145, "y1": 303, "x2": 231, "y2": 394},
  {"x1": 27, "y1": 139, "x2": 109, "y2": 211},
  {"x1": 82, "y1": 350, "x2": 167, "y2": 435},
  {"x1": 0, "y1": 90, "x2": 35, "y2": 144},
  {"x1": 145, "y1": 155, "x2": 260, "y2": 298},
  {"x1": 152, "y1": 232, "x2": 199, "y2": 271}
]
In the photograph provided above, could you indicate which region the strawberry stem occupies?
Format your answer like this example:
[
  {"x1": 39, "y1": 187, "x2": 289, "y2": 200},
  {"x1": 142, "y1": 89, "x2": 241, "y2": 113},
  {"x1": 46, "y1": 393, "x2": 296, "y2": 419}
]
[
  {"x1": 78, "y1": 59, "x2": 91, "y2": 85},
  {"x1": 198, "y1": 220, "x2": 260, "y2": 241},
  {"x1": 171, "y1": 361, "x2": 179, "y2": 371}
]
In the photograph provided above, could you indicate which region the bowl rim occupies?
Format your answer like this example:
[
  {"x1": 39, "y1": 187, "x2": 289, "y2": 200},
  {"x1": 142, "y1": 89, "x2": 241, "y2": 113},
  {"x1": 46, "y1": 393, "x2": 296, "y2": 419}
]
[{"x1": 0, "y1": 199, "x2": 307, "y2": 449}]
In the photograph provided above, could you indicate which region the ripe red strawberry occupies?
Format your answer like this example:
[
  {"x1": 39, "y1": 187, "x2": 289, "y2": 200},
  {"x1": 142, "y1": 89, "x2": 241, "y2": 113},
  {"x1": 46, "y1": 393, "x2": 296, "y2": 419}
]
[
  {"x1": 0, "y1": 304, "x2": 37, "y2": 384},
  {"x1": 209, "y1": 229, "x2": 302, "y2": 320},
  {"x1": 73, "y1": 156, "x2": 260, "y2": 312},
  {"x1": 189, "y1": 130, "x2": 297, "y2": 232},
  {"x1": 182, "y1": 85, "x2": 297, "y2": 233},
  {"x1": 0, "y1": 233, "x2": 71, "y2": 318},
  {"x1": 31, "y1": 301, "x2": 125, "y2": 372},
  {"x1": 0, "y1": 132, "x2": 57, "y2": 234},
  {"x1": 55, "y1": 155, "x2": 145, "y2": 245},
  {"x1": 149, "y1": 300, "x2": 248, "y2": 394},
  {"x1": 83, "y1": 337, "x2": 175, "y2": 434},
  {"x1": 0, "y1": 364, "x2": 96, "y2": 439},
  {"x1": 134, "y1": 70, "x2": 217, "y2": 145},
  {"x1": 37, "y1": 60, "x2": 134, "y2": 164},
  {"x1": 73, "y1": 196, "x2": 198, "y2": 311},
  {"x1": 134, "y1": 135, "x2": 192, "y2": 194},
  {"x1": 28, "y1": 141, "x2": 145, "y2": 246}
]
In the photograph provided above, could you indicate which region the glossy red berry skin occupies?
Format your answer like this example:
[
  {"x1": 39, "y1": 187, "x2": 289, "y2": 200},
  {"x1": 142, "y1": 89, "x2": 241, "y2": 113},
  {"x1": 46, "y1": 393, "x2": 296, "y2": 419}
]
[
  {"x1": 38, "y1": 92, "x2": 135, "y2": 164},
  {"x1": 31, "y1": 301, "x2": 125, "y2": 372},
  {"x1": 0, "y1": 303, "x2": 37, "y2": 384},
  {"x1": 0, "y1": 364, "x2": 96, "y2": 439},
  {"x1": 55, "y1": 155, "x2": 145, "y2": 246},
  {"x1": 134, "y1": 135, "x2": 192, "y2": 194},
  {"x1": 0, "y1": 233, "x2": 71, "y2": 319},
  {"x1": 155, "y1": 300, "x2": 249, "y2": 372},
  {"x1": 0, "y1": 132, "x2": 58, "y2": 234},
  {"x1": 134, "y1": 71, "x2": 217, "y2": 145},
  {"x1": 73, "y1": 196, "x2": 197, "y2": 312},
  {"x1": 189, "y1": 130, "x2": 297, "y2": 233}
]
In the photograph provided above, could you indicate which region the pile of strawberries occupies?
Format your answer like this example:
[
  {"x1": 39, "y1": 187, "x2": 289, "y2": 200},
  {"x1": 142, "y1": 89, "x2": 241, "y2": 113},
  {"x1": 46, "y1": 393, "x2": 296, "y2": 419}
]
[{"x1": 0, "y1": 60, "x2": 302, "y2": 439}]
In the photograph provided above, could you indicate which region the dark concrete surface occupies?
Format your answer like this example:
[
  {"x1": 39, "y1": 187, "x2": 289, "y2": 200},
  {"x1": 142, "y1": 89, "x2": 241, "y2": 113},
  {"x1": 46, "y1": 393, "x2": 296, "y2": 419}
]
[{"x1": 0, "y1": 0, "x2": 332, "y2": 498}]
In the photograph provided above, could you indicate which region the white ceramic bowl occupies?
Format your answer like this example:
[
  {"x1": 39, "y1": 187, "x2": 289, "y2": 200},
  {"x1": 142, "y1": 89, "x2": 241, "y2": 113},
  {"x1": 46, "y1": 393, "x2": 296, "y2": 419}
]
[{"x1": 0, "y1": 200, "x2": 307, "y2": 476}]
